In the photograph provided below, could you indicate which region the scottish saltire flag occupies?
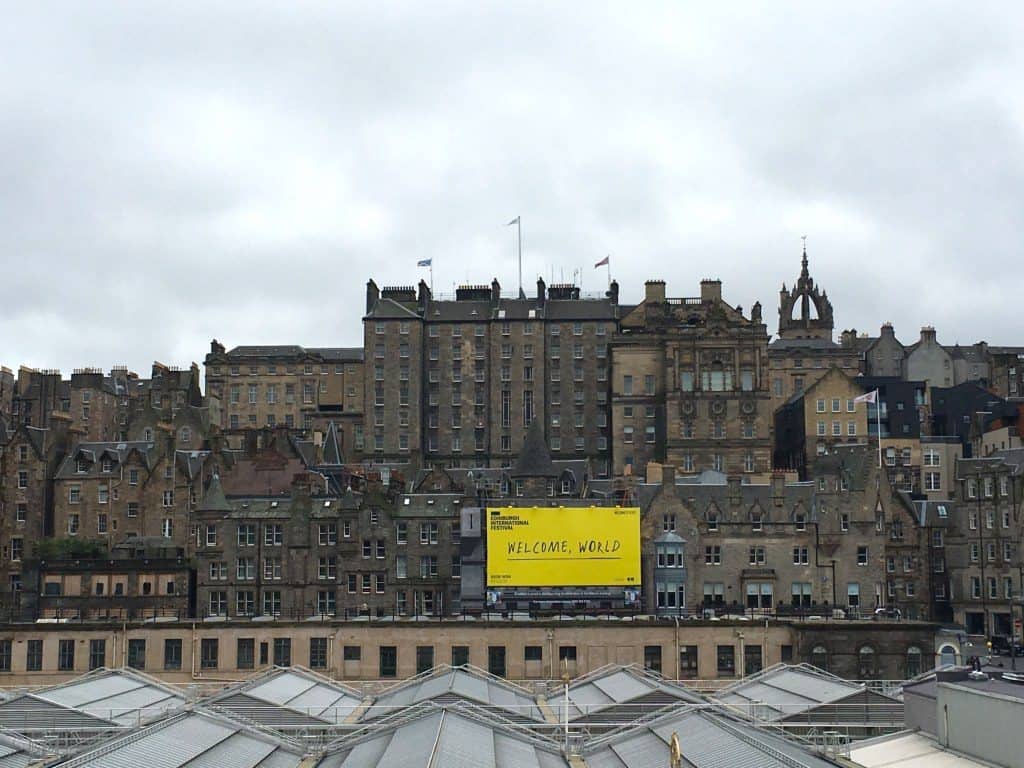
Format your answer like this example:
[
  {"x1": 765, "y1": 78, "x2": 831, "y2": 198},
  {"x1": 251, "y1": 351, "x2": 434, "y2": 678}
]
[{"x1": 417, "y1": 259, "x2": 432, "y2": 267}]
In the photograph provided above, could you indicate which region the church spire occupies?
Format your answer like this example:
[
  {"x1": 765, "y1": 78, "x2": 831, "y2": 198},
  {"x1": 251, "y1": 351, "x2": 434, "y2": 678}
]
[{"x1": 777, "y1": 239, "x2": 834, "y2": 341}]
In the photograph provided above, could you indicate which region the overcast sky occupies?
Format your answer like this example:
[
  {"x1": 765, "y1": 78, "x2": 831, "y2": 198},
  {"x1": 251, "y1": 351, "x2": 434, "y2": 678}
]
[{"x1": 3, "y1": 3, "x2": 1023, "y2": 377}]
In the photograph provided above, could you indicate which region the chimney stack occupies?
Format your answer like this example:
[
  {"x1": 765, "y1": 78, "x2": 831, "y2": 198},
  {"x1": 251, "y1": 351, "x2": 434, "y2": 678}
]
[
  {"x1": 700, "y1": 279, "x2": 722, "y2": 303},
  {"x1": 644, "y1": 280, "x2": 666, "y2": 304}
]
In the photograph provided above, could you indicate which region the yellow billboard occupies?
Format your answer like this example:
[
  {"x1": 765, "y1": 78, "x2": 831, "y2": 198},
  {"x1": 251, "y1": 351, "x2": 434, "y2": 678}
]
[{"x1": 486, "y1": 506, "x2": 641, "y2": 587}]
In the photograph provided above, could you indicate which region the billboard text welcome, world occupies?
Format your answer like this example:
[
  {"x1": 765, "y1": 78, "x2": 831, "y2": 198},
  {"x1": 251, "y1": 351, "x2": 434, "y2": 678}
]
[{"x1": 486, "y1": 506, "x2": 641, "y2": 587}]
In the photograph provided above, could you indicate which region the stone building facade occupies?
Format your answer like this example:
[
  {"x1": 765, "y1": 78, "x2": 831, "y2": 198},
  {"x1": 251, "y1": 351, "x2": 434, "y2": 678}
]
[
  {"x1": 0, "y1": 366, "x2": 13, "y2": 420},
  {"x1": 768, "y1": 250, "x2": 860, "y2": 416},
  {"x1": 773, "y1": 367, "x2": 870, "y2": 477},
  {"x1": 364, "y1": 279, "x2": 619, "y2": 475},
  {"x1": 194, "y1": 472, "x2": 464, "y2": 622},
  {"x1": 0, "y1": 416, "x2": 76, "y2": 604},
  {"x1": 861, "y1": 324, "x2": 906, "y2": 379},
  {"x1": 204, "y1": 342, "x2": 364, "y2": 445},
  {"x1": 50, "y1": 432, "x2": 219, "y2": 555},
  {"x1": 612, "y1": 279, "x2": 772, "y2": 478},
  {"x1": 19, "y1": 538, "x2": 191, "y2": 621},
  {"x1": 638, "y1": 445, "x2": 893, "y2": 619},
  {"x1": 989, "y1": 346, "x2": 1024, "y2": 400},
  {"x1": 950, "y1": 450, "x2": 1024, "y2": 637},
  {"x1": 0, "y1": 618, "x2": 937, "y2": 684}
]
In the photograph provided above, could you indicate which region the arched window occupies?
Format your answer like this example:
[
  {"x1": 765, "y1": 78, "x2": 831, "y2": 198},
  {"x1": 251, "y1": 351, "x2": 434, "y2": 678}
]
[
  {"x1": 858, "y1": 646, "x2": 876, "y2": 678},
  {"x1": 811, "y1": 646, "x2": 828, "y2": 670},
  {"x1": 906, "y1": 646, "x2": 923, "y2": 678},
  {"x1": 179, "y1": 427, "x2": 191, "y2": 443},
  {"x1": 939, "y1": 644, "x2": 957, "y2": 667}
]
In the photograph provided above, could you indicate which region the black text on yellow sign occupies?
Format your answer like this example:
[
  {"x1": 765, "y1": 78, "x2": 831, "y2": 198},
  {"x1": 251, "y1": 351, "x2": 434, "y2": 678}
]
[{"x1": 485, "y1": 506, "x2": 641, "y2": 587}]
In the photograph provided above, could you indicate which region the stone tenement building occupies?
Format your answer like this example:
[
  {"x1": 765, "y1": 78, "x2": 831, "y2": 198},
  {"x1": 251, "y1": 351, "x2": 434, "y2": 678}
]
[
  {"x1": 773, "y1": 367, "x2": 870, "y2": 478},
  {"x1": 204, "y1": 342, "x2": 364, "y2": 442},
  {"x1": 767, "y1": 250, "x2": 860, "y2": 415},
  {"x1": 637, "y1": 444, "x2": 928, "y2": 620},
  {"x1": 364, "y1": 278, "x2": 620, "y2": 476},
  {"x1": 989, "y1": 346, "x2": 1024, "y2": 400},
  {"x1": 950, "y1": 450, "x2": 1024, "y2": 637},
  {"x1": 612, "y1": 278, "x2": 772, "y2": 478}
]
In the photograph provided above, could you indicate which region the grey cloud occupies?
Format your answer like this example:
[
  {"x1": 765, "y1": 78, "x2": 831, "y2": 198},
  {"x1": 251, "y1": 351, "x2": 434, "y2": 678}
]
[{"x1": 2, "y1": 2, "x2": 1023, "y2": 376}]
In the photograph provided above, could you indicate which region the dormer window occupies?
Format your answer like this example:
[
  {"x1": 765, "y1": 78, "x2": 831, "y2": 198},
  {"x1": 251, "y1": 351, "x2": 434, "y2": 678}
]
[
  {"x1": 101, "y1": 458, "x2": 113, "y2": 473},
  {"x1": 76, "y1": 458, "x2": 89, "y2": 474},
  {"x1": 751, "y1": 513, "x2": 763, "y2": 532},
  {"x1": 707, "y1": 513, "x2": 719, "y2": 531},
  {"x1": 795, "y1": 513, "x2": 806, "y2": 531}
]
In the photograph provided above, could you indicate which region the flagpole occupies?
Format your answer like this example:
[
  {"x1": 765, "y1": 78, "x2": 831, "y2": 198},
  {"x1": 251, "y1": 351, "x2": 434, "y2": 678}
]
[
  {"x1": 876, "y1": 390, "x2": 882, "y2": 469},
  {"x1": 517, "y1": 217, "x2": 522, "y2": 297},
  {"x1": 430, "y1": 261, "x2": 434, "y2": 294},
  {"x1": 606, "y1": 256, "x2": 611, "y2": 288}
]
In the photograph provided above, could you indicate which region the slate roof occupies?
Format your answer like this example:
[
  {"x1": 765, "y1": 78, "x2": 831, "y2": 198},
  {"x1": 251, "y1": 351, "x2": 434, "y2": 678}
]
[
  {"x1": 894, "y1": 493, "x2": 958, "y2": 529},
  {"x1": 226, "y1": 345, "x2": 307, "y2": 357},
  {"x1": 321, "y1": 422, "x2": 343, "y2": 466},
  {"x1": 320, "y1": 706, "x2": 570, "y2": 768},
  {"x1": 55, "y1": 441, "x2": 159, "y2": 479},
  {"x1": 544, "y1": 299, "x2": 617, "y2": 320},
  {"x1": 307, "y1": 347, "x2": 364, "y2": 362},
  {"x1": 175, "y1": 448, "x2": 212, "y2": 481},
  {"x1": 53, "y1": 709, "x2": 309, "y2": 768},
  {"x1": 197, "y1": 473, "x2": 233, "y2": 513},
  {"x1": 204, "y1": 667, "x2": 363, "y2": 732},
  {"x1": 583, "y1": 706, "x2": 840, "y2": 768},
  {"x1": 364, "y1": 298, "x2": 421, "y2": 320},
  {"x1": 511, "y1": 421, "x2": 558, "y2": 478},
  {"x1": 364, "y1": 667, "x2": 544, "y2": 724},
  {"x1": 809, "y1": 443, "x2": 873, "y2": 491}
]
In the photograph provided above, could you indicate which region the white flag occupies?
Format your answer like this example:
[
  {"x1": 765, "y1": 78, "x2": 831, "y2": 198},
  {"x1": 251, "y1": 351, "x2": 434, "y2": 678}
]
[{"x1": 854, "y1": 389, "x2": 878, "y2": 404}]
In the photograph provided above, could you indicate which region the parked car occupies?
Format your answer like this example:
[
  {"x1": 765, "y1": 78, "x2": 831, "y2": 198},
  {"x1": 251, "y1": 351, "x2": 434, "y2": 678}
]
[{"x1": 873, "y1": 606, "x2": 902, "y2": 620}]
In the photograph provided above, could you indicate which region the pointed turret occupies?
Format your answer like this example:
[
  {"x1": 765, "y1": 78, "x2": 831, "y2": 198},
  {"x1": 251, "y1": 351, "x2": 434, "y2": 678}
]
[
  {"x1": 511, "y1": 419, "x2": 557, "y2": 478},
  {"x1": 198, "y1": 473, "x2": 233, "y2": 513}
]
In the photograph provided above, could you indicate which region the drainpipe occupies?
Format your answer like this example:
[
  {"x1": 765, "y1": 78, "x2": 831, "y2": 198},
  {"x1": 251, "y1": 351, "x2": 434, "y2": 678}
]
[
  {"x1": 191, "y1": 622, "x2": 198, "y2": 679},
  {"x1": 547, "y1": 629, "x2": 555, "y2": 680},
  {"x1": 674, "y1": 616, "x2": 680, "y2": 680}
]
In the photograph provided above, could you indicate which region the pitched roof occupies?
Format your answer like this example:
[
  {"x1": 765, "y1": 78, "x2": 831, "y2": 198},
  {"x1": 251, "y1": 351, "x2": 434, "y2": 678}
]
[
  {"x1": 551, "y1": 665, "x2": 704, "y2": 726},
  {"x1": 322, "y1": 705, "x2": 570, "y2": 767},
  {"x1": 511, "y1": 421, "x2": 557, "y2": 478},
  {"x1": 584, "y1": 706, "x2": 840, "y2": 768},
  {"x1": 204, "y1": 667, "x2": 363, "y2": 733},
  {"x1": 714, "y1": 663, "x2": 890, "y2": 722},
  {"x1": 54, "y1": 710, "x2": 308, "y2": 768},
  {"x1": 321, "y1": 422, "x2": 343, "y2": 465},
  {"x1": 365, "y1": 666, "x2": 544, "y2": 724},
  {"x1": 0, "y1": 667, "x2": 188, "y2": 748},
  {"x1": 198, "y1": 473, "x2": 233, "y2": 513}
]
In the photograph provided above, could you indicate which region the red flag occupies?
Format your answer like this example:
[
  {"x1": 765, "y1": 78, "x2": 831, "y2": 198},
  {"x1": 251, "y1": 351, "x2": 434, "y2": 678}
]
[{"x1": 594, "y1": 256, "x2": 610, "y2": 268}]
